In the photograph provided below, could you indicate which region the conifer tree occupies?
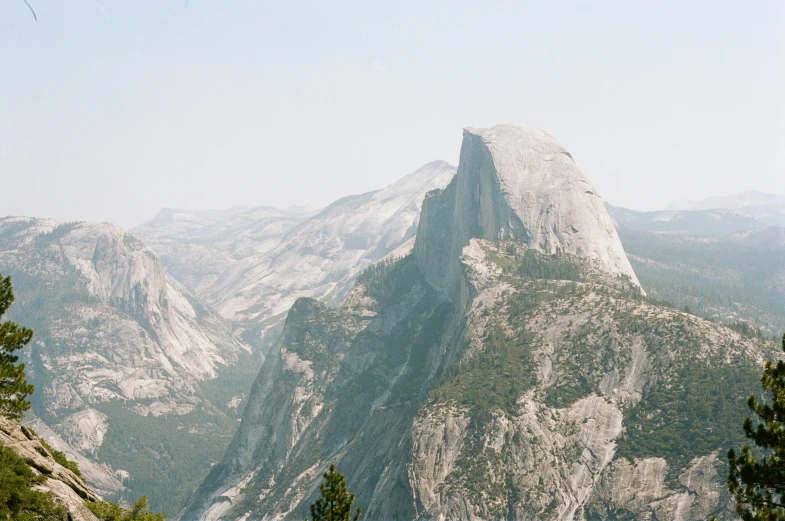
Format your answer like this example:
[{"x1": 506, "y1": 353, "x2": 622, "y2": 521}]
[
  {"x1": 306, "y1": 464, "x2": 361, "y2": 521},
  {"x1": 726, "y1": 333, "x2": 785, "y2": 520},
  {"x1": 0, "y1": 274, "x2": 35, "y2": 420}
]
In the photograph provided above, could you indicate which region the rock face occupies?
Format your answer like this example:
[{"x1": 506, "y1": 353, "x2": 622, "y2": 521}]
[
  {"x1": 135, "y1": 160, "x2": 457, "y2": 338},
  {"x1": 23, "y1": 415, "x2": 125, "y2": 498},
  {"x1": 415, "y1": 125, "x2": 641, "y2": 297},
  {"x1": 183, "y1": 125, "x2": 769, "y2": 520},
  {"x1": 0, "y1": 217, "x2": 251, "y2": 512},
  {"x1": 0, "y1": 218, "x2": 249, "y2": 411},
  {"x1": 1, "y1": 414, "x2": 101, "y2": 521}
]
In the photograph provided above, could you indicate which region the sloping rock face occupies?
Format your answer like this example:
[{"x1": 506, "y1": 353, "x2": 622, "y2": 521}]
[
  {"x1": 182, "y1": 257, "x2": 458, "y2": 521},
  {"x1": 1, "y1": 415, "x2": 101, "y2": 521},
  {"x1": 184, "y1": 125, "x2": 770, "y2": 520},
  {"x1": 24, "y1": 415, "x2": 125, "y2": 498},
  {"x1": 415, "y1": 125, "x2": 641, "y2": 297}
]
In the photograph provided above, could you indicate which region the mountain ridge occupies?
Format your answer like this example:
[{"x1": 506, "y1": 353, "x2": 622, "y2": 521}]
[
  {"x1": 135, "y1": 160, "x2": 457, "y2": 351},
  {"x1": 666, "y1": 190, "x2": 785, "y2": 227}
]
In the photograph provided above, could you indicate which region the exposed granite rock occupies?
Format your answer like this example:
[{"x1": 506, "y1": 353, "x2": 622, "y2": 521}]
[
  {"x1": 415, "y1": 125, "x2": 641, "y2": 298},
  {"x1": 24, "y1": 415, "x2": 126, "y2": 498},
  {"x1": 183, "y1": 236, "x2": 754, "y2": 521},
  {"x1": 0, "y1": 217, "x2": 250, "y2": 505},
  {"x1": 1, "y1": 414, "x2": 100, "y2": 521}
]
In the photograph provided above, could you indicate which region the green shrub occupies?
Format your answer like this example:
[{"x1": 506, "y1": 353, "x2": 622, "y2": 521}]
[
  {"x1": 87, "y1": 496, "x2": 165, "y2": 521},
  {"x1": 616, "y1": 360, "x2": 761, "y2": 484},
  {"x1": 0, "y1": 445, "x2": 67, "y2": 521},
  {"x1": 37, "y1": 437, "x2": 82, "y2": 478}
]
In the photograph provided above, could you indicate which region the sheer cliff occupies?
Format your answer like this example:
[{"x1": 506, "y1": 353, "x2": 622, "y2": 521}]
[{"x1": 414, "y1": 125, "x2": 641, "y2": 298}]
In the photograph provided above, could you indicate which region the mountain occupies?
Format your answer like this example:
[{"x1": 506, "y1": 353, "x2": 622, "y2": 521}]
[
  {"x1": 135, "y1": 160, "x2": 457, "y2": 347},
  {"x1": 668, "y1": 190, "x2": 785, "y2": 211},
  {"x1": 606, "y1": 205, "x2": 785, "y2": 336},
  {"x1": 133, "y1": 206, "x2": 305, "y2": 299},
  {"x1": 667, "y1": 190, "x2": 785, "y2": 227},
  {"x1": 606, "y1": 205, "x2": 769, "y2": 237},
  {"x1": 414, "y1": 126, "x2": 640, "y2": 296},
  {"x1": 183, "y1": 124, "x2": 774, "y2": 521},
  {"x1": 0, "y1": 217, "x2": 251, "y2": 514}
]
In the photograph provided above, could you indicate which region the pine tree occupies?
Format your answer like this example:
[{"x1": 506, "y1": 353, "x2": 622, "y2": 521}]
[
  {"x1": 0, "y1": 274, "x2": 35, "y2": 420},
  {"x1": 725, "y1": 333, "x2": 785, "y2": 520},
  {"x1": 306, "y1": 464, "x2": 361, "y2": 521}
]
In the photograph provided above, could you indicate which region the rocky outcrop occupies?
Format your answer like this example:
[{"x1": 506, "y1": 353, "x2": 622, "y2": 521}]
[
  {"x1": 23, "y1": 415, "x2": 126, "y2": 498},
  {"x1": 180, "y1": 258, "x2": 454, "y2": 521},
  {"x1": 0, "y1": 218, "x2": 250, "y2": 404},
  {"x1": 183, "y1": 235, "x2": 757, "y2": 521},
  {"x1": 585, "y1": 453, "x2": 724, "y2": 520},
  {"x1": 414, "y1": 125, "x2": 641, "y2": 297},
  {"x1": 1, "y1": 414, "x2": 101, "y2": 521}
]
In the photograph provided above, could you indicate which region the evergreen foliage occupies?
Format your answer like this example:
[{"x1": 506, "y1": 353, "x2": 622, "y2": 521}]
[
  {"x1": 725, "y1": 333, "x2": 785, "y2": 521},
  {"x1": 356, "y1": 255, "x2": 414, "y2": 305},
  {"x1": 306, "y1": 464, "x2": 361, "y2": 521},
  {"x1": 87, "y1": 496, "x2": 165, "y2": 521},
  {"x1": 619, "y1": 228, "x2": 785, "y2": 335},
  {"x1": 485, "y1": 242, "x2": 584, "y2": 283},
  {"x1": 430, "y1": 321, "x2": 536, "y2": 414},
  {"x1": 509, "y1": 246, "x2": 582, "y2": 282},
  {"x1": 36, "y1": 436, "x2": 82, "y2": 478},
  {"x1": 0, "y1": 445, "x2": 67, "y2": 521},
  {"x1": 0, "y1": 274, "x2": 35, "y2": 420},
  {"x1": 728, "y1": 321, "x2": 770, "y2": 341},
  {"x1": 617, "y1": 360, "x2": 760, "y2": 483},
  {"x1": 96, "y1": 401, "x2": 238, "y2": 516}
]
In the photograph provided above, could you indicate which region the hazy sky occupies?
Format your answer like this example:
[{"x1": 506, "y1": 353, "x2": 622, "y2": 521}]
[{"x1": 1, "y1": 0, "x2": 783, "y2": 229}]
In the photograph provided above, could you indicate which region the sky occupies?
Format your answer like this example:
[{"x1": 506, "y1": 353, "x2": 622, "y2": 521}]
[{"x1": 1, "y1": 0, "x2": 783, "y2": 229}]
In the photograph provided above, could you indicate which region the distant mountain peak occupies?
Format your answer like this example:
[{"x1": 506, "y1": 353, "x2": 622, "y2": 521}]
[
  {"x1": 666, "y1": 190, "x2": 785, "y2": 227},
  {"x1": 667, "y1": 190, "x2": 785, "y2": 211}
]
